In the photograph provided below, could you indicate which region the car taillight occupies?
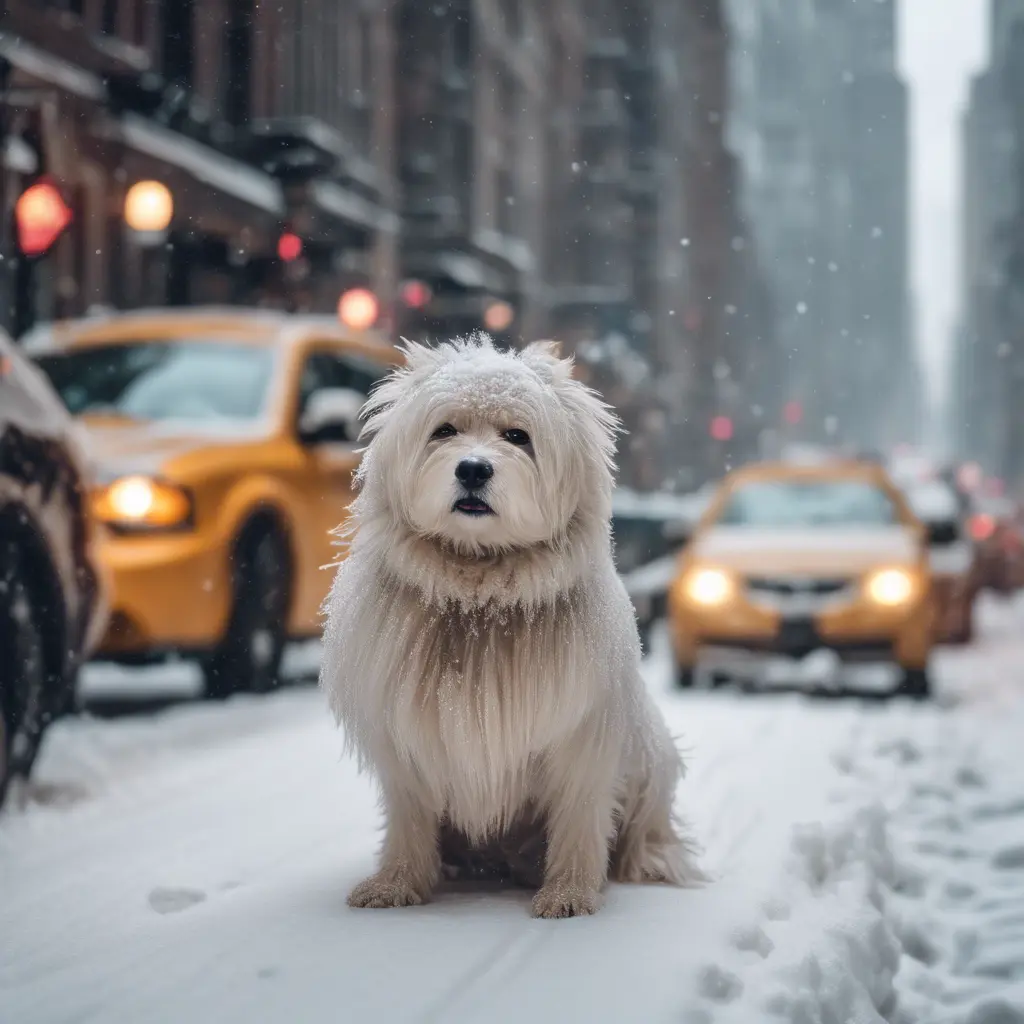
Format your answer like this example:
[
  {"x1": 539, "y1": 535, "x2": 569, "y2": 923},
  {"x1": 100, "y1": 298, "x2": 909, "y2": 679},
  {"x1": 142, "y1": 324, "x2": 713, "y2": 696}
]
[{"x1": 970, "y1": 514, "x2": 996, "y2": 542}]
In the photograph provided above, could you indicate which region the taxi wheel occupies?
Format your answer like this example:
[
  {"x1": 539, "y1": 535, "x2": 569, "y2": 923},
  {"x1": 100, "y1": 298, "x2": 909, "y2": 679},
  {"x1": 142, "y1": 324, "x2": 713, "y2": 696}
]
[
  {"x1": 897, "y1": 667, "x2": 932, "y2": 701},
  {"x1": 203, "y1": 528, "x2": 290, "y2": 700},
  {"x1": 0, "y1": 547, "x2": 48, "y2": 807},
  {"x1": 676, "y1": 665, "x2": 696, "y2": 689}
]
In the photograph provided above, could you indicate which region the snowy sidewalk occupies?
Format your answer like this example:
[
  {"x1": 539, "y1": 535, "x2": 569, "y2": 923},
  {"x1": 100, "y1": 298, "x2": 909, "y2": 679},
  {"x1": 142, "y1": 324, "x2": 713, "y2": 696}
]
[{"x1": 1, "y1": 607, "x2": 1023, "y2": 1023}]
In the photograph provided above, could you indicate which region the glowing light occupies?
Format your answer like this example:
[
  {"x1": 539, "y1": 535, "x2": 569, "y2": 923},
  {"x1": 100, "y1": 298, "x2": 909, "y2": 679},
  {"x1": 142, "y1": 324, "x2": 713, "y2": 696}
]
[
  {"x1": 866, "y1": 569, "x2": 914, "y2": 606},
  {"x1": 685, "y1": 569, "x2": 733, "y2": 607},
  {"x1": 277, "y1": 232, "x2": 303, "y2": 262},
  {"x1": 338, "y1": 288, "x2": 379, "y2": 330},
  {"x1": 483, "y1": 300, "x2": 514, "y2": 332},
  {"x1": 124, "y1": 181, "x2": 174, "y2": 233},
  {"x1": 710, "y1": 415, "x2": 733, "y2": 442},
  {"x1": 401, "y1": 279, "x2": 432, "y2": 309},
  {"x1": 15, "y1": 181, "x2": 72, "y2": 257}
]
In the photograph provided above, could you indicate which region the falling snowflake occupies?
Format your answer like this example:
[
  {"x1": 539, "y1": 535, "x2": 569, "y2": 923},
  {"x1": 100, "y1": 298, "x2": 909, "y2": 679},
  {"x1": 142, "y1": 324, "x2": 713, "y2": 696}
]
[{"x1": 796, "y1": 302, "x2": 808, "y2": 315}]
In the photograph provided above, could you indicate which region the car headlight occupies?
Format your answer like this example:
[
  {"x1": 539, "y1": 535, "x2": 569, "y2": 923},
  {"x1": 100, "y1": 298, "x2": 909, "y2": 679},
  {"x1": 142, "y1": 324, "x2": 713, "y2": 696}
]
[
  {"x1": 865, "y1": 568, "x2": 915, "y2": 606},
  {"x1": 684, "y1": 568, "x2": 734, "y2": 606},
  {"x1": 91, "y1": 476, "x2": 192, "y2": 531}
]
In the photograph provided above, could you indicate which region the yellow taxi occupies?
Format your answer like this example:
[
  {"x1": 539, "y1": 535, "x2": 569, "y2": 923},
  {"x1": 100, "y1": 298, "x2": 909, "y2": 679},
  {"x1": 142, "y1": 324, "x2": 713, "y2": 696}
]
[
  {"x1": 23, "y1": 307, "x2": 399, "y2": 698},
  {"x1": 668, "y1": 460, "x2": 937, "y2": 698}
]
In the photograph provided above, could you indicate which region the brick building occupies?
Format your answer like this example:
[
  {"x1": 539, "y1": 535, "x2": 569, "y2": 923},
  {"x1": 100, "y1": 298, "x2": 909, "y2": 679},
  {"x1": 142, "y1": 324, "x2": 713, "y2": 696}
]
[{"x1": 1, "y1": 0, "x2": 398, "y2": 332}]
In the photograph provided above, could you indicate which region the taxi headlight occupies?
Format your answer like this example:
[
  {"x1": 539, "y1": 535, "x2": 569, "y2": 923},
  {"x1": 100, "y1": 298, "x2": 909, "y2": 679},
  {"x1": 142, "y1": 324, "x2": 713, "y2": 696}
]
[
  {"x1": 865, "y1": 568, "x2": 915, "y2": 606},
  {"x1": 91, "y1": 476, "x2": 192, "y2": 531},
  {"x1": 684, "y1": 568, "x2": 734, "y2": 607}
]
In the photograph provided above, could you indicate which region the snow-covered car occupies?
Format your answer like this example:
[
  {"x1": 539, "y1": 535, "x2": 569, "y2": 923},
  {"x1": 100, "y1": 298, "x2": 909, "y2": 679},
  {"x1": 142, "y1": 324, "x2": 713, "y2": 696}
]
[
  {"x1": 905, "y1": 479, "x2": 982, "y2": 644},
  {"x1": 668, "y1": 460, "x2": 936, "y2": 697},
  {"x1": 0, "y1": 330, "x2": 108, "y2": 805}
]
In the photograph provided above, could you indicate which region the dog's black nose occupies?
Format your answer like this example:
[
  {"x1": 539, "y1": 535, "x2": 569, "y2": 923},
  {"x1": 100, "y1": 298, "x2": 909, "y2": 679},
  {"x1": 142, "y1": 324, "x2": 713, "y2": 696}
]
[{"x1": 455, "y1": 457, "x2": 494, "y2": 490}]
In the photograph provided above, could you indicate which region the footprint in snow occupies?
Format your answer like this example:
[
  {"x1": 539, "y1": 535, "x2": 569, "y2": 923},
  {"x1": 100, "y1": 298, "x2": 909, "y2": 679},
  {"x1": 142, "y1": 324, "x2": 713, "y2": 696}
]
[
  {"x1": 992, "y1": 845, "x2": 1024, "y2": 870},
  {"x1": 148, "y1": 887, "x2": 207, "y2": 915}
]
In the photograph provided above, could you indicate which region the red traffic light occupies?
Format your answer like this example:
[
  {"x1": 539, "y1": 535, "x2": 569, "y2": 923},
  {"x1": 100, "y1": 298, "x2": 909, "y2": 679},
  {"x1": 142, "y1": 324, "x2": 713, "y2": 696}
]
[
  {"x1": 277, "y1": 232, "x2": 303, "y2": 262},
  {"x1": 401, "y1": 279, "x2": 432, "y2": 309},
  {"x1": 710, "y1": 415, "x2": 733, "y2": 441},
  {"x1": 783, "y1": 400, "x2": 803, "y2": 425},
  {"x1": 16, "y1": 180, "x2": 72, "y2": 257}
]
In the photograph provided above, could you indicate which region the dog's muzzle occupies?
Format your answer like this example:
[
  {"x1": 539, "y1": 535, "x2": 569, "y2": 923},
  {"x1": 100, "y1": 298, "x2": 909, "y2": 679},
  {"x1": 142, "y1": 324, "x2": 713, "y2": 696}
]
[{"x1": 453, "y1": 457, "x2": 495, "y2": 516}]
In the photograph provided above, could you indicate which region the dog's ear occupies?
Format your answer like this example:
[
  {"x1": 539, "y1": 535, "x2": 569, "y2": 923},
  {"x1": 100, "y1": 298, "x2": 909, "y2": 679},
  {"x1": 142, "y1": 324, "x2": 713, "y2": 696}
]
[
  {"x1": 524, "y1": 339, "x2": 563, "y2": 360},
  {"x1": 398, "y1": 338, "x2": 444, "y2": 371},
  {"x1": 523, "y1": 339, "x2": 572, "y2": 382}
]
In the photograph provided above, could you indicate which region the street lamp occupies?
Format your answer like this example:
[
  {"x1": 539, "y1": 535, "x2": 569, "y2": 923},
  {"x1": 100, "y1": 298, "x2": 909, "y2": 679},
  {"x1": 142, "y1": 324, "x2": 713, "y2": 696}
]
[
  {"x1": 124, "y1": 181, "x2": 173, "y2": 243},
  {"x1": 338, "y1": 288, "x2": 379, "y2": 330}
]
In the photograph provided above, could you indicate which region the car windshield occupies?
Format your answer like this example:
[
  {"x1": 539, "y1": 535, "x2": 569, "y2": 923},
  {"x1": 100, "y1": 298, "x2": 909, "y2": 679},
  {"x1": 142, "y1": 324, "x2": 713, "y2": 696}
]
[
  {"x1": 718, "y1": 479, "x2": 897, "y2": 528},
  {"x1": 34, "y1": 340, "x2": 274, "y2": 422}
]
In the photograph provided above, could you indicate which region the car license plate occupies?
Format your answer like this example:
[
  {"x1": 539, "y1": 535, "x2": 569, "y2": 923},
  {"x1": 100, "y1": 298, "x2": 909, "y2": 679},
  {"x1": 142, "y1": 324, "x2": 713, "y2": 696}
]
[{"x1": 777, "y1": 616, "x2": 819, "y2": 653}]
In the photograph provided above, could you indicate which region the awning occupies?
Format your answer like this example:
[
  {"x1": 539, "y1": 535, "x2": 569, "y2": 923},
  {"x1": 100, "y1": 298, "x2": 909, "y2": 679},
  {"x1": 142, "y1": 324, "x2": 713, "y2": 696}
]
[
  {"x1": 311, "y1": 180, "x2": 399, "y2": 234},
  {"x1": 0, "y1": 34, "x2": 104, "y2": 101},
  {"x1": 115, "y1": 114, "x2": 285, "y2": 215}
]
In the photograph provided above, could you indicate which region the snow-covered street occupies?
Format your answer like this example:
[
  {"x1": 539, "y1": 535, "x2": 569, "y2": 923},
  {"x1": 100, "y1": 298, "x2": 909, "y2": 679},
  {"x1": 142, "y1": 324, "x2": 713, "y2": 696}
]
[{"x1": 3, "y1": 600, "x2": 1024, "y2": 1024}]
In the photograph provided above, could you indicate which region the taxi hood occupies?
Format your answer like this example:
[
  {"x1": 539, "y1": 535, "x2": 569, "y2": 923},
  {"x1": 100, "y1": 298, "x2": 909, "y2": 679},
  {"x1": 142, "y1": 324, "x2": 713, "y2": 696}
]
[
  {"x1": 692, "y1": 524, "x2": 924, "y2": 575},
  {"x1": 76, "y1": 415, "x2": 269, "y2": 479}
]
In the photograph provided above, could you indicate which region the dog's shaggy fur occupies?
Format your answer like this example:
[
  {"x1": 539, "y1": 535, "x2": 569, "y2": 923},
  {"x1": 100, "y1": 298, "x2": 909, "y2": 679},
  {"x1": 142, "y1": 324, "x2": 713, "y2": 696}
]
[{"x1": 320, "y1": 335, "x2": 702, "y2": 918}]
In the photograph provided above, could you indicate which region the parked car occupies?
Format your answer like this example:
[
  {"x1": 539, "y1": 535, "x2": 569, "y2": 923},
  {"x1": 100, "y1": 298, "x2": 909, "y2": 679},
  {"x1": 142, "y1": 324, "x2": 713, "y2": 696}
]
[
  {"x1": 968, "y1": 495, "x2": 1024, "y2": 595},
  {"x1": 25, "y1": 308, "x2": 398, "y2": 699},
  {"x1": 0, "y1": 330, "x2": 108, "y2": 804},
  {"x1": 905, "y1": 479, "x2": 982, "y2": 644},
  {"x1": 668, "y1": 459, "x2": 936, "y2": 697},
  {"x1": 612, "y1": 487, "x2": 711, "y2": 648}
]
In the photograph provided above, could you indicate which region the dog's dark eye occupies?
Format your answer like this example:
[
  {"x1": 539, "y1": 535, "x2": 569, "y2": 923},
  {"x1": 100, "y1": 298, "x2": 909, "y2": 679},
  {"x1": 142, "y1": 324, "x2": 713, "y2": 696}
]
[
  {"x1": 430, "y1": 423, "x2": 457, "y2": 441},
  {"x1": 502, "y1": 428, "x2": 531, "y2": 447}
]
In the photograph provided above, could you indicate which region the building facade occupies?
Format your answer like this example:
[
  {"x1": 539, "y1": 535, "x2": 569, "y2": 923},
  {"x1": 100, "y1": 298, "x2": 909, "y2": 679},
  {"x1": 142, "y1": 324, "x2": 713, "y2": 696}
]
[
  {"x1": 954, "y1": 0, "x2": 1024, "y2": 483},
  {"x1": 2, "y1": 0, "x2": 773, "y2": 490},
  {"x1": 725, "y1": 0, "x2": 916, "y2": 452},
  {"x1": 1, "y1": 0, "x2": 398, "y2": 334}
]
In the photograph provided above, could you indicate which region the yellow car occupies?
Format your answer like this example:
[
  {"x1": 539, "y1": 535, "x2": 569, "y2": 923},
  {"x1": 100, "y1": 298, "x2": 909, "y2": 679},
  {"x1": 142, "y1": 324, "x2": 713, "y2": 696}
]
[
  {"x1": 24, "y1": 308, "x2": 399, "y2": 697},
  {"x1": 668, "y1": 461, "x2": 937, "y2": 698}
]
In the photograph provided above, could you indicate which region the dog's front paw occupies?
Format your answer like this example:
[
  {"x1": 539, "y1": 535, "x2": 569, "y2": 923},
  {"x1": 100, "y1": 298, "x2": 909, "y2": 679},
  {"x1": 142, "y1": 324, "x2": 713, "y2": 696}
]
[
  {"x1": 531, "y1": 877, "x2": 603, "y2": 919},
  {"x1": 348, "y1": 873, "x2": 431, "y2": 909}
]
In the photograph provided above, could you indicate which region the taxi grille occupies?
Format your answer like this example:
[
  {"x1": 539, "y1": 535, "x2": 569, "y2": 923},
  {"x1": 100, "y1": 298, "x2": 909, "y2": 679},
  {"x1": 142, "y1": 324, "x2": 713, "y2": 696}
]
[{"x1": 746, "y1": 576, "x2": 851, "y2": 597}]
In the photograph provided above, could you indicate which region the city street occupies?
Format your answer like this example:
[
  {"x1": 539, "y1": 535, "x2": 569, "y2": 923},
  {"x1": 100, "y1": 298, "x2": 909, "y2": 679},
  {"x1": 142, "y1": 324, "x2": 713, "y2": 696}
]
[{"x1": 3, "y1": 601, "x2": 1023, "y2": 1024}]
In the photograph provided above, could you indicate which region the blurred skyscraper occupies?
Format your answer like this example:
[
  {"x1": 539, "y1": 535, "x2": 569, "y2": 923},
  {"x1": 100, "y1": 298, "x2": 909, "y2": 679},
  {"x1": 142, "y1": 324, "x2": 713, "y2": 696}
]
[
  {"x1": 725, "y1": 0, "x2": 917, "y2": 451},
  {"x1": 955, "y1": 0, "x2": 1024, "y2": 484}
]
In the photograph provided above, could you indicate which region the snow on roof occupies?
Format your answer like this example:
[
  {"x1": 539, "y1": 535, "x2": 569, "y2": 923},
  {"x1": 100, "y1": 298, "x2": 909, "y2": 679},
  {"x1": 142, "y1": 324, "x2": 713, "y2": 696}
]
[
  {"x1": 905, "y1": 480, "x2": 960, "y2": 521},
  {"x1": 118, "y1": 114, "x2": 285, "y2": 214}
]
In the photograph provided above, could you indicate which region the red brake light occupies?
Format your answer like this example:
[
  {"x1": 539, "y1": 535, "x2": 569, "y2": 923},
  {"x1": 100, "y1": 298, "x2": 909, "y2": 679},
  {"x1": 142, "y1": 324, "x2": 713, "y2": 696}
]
[{"x1": 970, "y1": 514, "x2": 996, "y2": 541}]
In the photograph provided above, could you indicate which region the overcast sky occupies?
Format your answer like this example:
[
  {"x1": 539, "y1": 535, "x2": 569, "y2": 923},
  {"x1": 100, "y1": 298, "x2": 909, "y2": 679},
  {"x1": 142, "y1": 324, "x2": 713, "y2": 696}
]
[{"x1": 898, "y1": 0, "x2": 988, "y2": 407}]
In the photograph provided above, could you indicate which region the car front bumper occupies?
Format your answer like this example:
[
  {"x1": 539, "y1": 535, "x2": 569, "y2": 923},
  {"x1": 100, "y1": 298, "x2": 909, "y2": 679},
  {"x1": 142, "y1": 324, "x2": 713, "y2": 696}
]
[{"x1": 94, "y1": 531, "x2": 231, "y2": 659}]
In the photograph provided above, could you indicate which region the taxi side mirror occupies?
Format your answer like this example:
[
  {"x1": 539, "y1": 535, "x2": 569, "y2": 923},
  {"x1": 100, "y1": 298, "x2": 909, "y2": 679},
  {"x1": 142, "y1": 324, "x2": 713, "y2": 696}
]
[
  {"x1": 299, "y1": 388, "x2": 364, "y2": 445},
  {"x1": 925, "y1": 519, "x2": 960, "y2": 548}
]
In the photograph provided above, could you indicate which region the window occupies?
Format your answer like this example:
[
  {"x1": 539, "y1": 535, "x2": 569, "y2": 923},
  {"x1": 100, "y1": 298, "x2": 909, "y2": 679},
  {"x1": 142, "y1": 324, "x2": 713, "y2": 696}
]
[
  {"x1": 162, "y1": 0, "x2": 194, "y2": 87},
  {"x1": 297, "y1": 350, "x2": 385, "y2": 420},
  {"x1": 718, "y1": 480, "x2": 897, "y2": 529},
  {"x1": 34, "y1": 340, "x2": 275, "y2": 422},
  {"x1": 224, "y1": 0, "x2": 253, "y2": 124}
]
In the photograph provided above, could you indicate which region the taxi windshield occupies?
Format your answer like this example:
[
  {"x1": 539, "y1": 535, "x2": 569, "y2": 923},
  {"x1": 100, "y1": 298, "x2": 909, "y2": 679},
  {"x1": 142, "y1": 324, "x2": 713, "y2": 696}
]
[
  {"x1": 718, "y1": 479, "x2": 897, "y2": 528},
  {"x1": 34, "y1": 340, "x2": 274, "y2": 422}
]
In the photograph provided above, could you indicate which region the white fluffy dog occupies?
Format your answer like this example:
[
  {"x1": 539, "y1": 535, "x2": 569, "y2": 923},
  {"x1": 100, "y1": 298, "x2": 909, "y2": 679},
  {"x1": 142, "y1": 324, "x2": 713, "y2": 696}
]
[{"x1": 320, "y1": 334, "x2": 701, "y2": 918}]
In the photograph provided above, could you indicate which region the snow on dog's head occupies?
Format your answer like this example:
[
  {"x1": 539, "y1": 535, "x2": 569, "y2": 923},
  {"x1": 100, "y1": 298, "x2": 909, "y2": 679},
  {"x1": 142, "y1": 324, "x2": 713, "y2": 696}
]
[{"x1": 354, "y1": 334, "x2": 618, "y2": 554}]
